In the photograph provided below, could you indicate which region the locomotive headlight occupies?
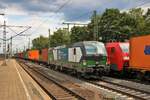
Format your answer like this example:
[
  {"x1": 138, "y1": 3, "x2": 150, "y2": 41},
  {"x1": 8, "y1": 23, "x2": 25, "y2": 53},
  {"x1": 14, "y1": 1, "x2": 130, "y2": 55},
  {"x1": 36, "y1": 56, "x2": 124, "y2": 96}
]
[
  {"x1": 123, "y1": 56, "x2": 129, "y2": 60},
  {"x1": 83, "y1": 60, "x2": 87, "y2": 65}
]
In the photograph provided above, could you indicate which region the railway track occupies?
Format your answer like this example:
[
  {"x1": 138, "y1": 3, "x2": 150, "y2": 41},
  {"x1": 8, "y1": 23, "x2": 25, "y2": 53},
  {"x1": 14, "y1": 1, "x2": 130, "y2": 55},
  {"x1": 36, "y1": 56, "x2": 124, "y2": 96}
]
[
  {"x1": 19, "y1": 60, "x2": 150, "y2": 100},
  {"x1": 19, "y1": 61, "x2": 86, "y2": 100},
  {"x1": 18, "y1": 60, "x2": 104, "y2": 100},
  {"x1": 88, "y1": 80, "x2": 150, "y2": 100},
  {"x1": 101, "y1": 76, "x2": 150, "y2": 93}
]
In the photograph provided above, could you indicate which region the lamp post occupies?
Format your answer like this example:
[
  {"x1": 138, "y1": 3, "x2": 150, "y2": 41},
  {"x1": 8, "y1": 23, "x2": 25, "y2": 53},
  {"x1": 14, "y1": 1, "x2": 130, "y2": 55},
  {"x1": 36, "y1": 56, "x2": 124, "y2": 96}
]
[
  {"x1": 0, "y1": 13, "x2": 6, "y2": 59},
  {"x1": 0, "y1": 13, "x2": 7, "y2": 65}
]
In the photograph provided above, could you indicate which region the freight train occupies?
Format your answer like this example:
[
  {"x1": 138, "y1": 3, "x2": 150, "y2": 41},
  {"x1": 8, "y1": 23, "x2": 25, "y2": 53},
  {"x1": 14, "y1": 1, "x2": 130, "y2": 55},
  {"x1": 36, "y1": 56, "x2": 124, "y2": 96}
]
[
  {"x1": 106, "y1": 36, "x2": 150, "y2": 81},
  {"x1": 15, "y1": 36, "x2": 150, "y2": 81},
  {"x1": 16, "y1": 41, "x2": 109, "y2": 78}
]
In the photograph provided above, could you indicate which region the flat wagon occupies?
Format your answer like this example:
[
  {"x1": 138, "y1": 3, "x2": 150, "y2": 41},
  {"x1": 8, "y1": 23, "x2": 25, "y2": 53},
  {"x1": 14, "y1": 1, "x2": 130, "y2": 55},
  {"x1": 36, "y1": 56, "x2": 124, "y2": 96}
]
[{"x1": 28, "y1": 50, "x2": 39, "y2": 61}]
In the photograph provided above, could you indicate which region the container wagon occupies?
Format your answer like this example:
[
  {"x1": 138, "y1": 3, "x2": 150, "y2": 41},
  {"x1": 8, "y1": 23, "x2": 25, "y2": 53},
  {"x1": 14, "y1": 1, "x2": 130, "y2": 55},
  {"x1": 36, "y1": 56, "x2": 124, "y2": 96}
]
[
  {"x1": 39, "y1": 48, "x2": 49, "y2": 64},
  {"x1": 14, "y1": 53, "x2": 22, "y2": 58},
  {"x1": 23, "y1": 51, "x2": 28, "y2": 59},
  {"x1": 28, "y1": 50, "x2": 39, "y2": 61},
  {"x1": 15, "y1": 41, "x2": 109, "y2": 78},
  {"x1": 18, "y1": 52, "x2": 23, "y2": 58},
  {"x1": 129, "y1": 35, "x2": 150, "y2": 80}
]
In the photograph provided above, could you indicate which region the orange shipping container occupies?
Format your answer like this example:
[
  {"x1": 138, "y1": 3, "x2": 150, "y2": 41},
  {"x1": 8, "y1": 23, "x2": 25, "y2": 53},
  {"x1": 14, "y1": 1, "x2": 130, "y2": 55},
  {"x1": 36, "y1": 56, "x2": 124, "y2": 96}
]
[
  {"x1": 28, "y1": 50, "x2": 39, "y2": 60},
  {"x1": 130, "y1": 35, "x2": 150, "y2": 71}
]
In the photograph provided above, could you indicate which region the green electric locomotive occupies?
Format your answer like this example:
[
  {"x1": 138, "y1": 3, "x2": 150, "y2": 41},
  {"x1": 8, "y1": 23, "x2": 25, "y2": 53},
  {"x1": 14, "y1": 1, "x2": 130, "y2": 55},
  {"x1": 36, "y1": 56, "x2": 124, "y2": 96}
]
[{"x1": 48, "y1": 41, "x2": 109, "y2": 78}]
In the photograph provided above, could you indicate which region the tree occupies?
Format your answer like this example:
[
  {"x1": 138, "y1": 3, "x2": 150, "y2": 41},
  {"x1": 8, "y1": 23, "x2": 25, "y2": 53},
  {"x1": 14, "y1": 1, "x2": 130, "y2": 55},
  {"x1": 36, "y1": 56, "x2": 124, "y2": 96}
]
[
  {"x1": 32, "y1": 8, "x2": 150, "y2": 48},
  {"x1": 119, "y1": 12, "x2": 136, "y2": 38},
  {"x1": 70, "y1": 26, "x2": 91, "y2": 43},
  {"x1": 145, "y1": 8, "x2": 150, "y2": 17},
  {"x1": 88, "y1": 9, "x2": 123, "y2": 42},
  {"x1": 32, "y1": 35, "x2": 49, "y2": 50},
  {"x1": 50, "y1": 29, "x2": 70, "y2": 47},
  {"x1": 99, "y1": 8, "x2": 122, "y2": 42},
  {"x1": 88, "y1": 11, "x2": 101, "y2": 41},
  {"x1": 128, "y1": 8, "x2": 145, "y2": 35},
  {"x1": 144, "y1": 8, "x2": 150, "y2": 35},
  {"x1": 88, "y1": 8, "x2": 149, "y2": 42}
]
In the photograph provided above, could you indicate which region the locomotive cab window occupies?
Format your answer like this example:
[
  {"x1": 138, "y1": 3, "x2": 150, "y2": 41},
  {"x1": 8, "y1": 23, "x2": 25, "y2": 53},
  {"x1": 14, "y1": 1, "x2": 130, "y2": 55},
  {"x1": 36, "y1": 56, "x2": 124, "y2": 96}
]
[
  {"x1": 119, "y1": 43, "x2": 129, "y2": 53},
  {"x1": 85, "y1": 45, "x2": 97, "y2": 55},
  {"x1": 84, "y1": 41, "x2": 107, "y2": 56}
]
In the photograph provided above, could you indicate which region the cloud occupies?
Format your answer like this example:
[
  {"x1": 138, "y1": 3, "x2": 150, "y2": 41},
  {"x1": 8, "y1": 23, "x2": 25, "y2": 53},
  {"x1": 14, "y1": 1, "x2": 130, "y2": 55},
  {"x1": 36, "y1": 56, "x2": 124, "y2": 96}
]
[
  {"x1": 0, "y1": 0, "x2": 149, "y2": 20},
  {"x1": 0, "y1": 2, "x2": 65, "y2": 52},
  {"x1": 0, "y1": 0, "x2": 149, "y2": 53},
  {"x1": 5, "y1": 12, "x2": 65, "y2": 52},
  {"x1": 138, "y1": 2, "x2": 150, "y2": 13}
]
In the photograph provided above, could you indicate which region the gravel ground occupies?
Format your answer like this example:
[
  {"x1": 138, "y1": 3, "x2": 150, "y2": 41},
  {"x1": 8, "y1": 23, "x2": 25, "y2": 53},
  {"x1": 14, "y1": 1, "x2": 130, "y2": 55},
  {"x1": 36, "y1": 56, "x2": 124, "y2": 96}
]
[
  {"x1": 29, "y1": 62, "x2": 135, "y2": 100},
  {"x1": 101, "y1": 76, "x2": 150, "y2": 93}
]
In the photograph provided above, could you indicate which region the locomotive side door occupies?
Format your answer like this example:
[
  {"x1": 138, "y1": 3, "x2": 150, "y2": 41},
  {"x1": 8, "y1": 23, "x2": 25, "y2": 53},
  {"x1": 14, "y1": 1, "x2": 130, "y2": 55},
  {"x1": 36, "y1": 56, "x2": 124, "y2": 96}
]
[
  {"x1": 110, "y1": 47, "x2": 117, "y2": 71},
  {"x1": 68, "y1": 47, "x2": 82, "y2": 62},
  {"x1": 74, "y1": 47, "x2": 82, "y2": 62},
  {"x1": 110, "y1": 47, "x2": 115, "y2": 60}
]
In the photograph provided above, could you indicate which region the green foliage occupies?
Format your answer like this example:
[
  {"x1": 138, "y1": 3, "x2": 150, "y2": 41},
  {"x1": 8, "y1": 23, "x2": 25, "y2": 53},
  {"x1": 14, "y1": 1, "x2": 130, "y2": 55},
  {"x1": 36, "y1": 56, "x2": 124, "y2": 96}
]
[
  {"x1": 49, "y1": 8, "x2": 150, "y2": 45},
  {"x1": 144, "y1": 8, "x2": 150, "y2": 35},
  {"x1": 70, "y1": 26, "x2": 91, "y2": 43},
  {"x1": 32, "y1": 29, "x2": 70, "y2": 49},
  {"x1": 32, "y1": 35, "x2": 49, "y2": 50},
  {"x1": 128, "y1": 8, "x2": 145, "y2": 35},
  {"x1": 32, "y1": 8, "x2": 150, "y2": 49},
  {"x1": 50, "y1": 29, "x2": 70, "y2": 47},
  {"x1": 98, "y1": 8, "x2": 122, "y2": 42},
  {"x1": 88, "y1": 8, "x2": 150, "y2": 42}
]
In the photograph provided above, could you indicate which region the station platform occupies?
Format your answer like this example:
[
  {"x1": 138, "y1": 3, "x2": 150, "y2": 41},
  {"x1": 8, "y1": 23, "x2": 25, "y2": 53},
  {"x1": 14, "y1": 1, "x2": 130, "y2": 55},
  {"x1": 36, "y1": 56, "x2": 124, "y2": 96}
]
[{"x1": 0, "y1": 59, "x2": 51, "y2": 100}]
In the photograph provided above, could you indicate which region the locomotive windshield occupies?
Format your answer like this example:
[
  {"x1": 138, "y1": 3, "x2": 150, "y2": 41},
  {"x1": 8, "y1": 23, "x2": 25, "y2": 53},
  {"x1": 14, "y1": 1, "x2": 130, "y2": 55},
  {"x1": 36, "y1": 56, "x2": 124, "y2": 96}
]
[
  {"x1": 85, "y1": 45, "x2": 97, "y2": 55},
  {"x1": 84, "y1": 41, "x2": 107, "y2": 56},
  {"x1": 119, "y1": 43, "x2": 129, "y2": 53}
]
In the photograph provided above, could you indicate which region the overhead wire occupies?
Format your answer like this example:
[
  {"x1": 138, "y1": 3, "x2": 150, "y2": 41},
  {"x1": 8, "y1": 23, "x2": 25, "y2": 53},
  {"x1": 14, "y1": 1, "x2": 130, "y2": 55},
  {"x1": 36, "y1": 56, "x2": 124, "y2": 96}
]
[
  {"x1": 15, "y1": 0, "x2": 150, "y2": 51},
  {"x1": 134, "y1": 0, "x2": 150, "y2": 8},
  {"x1": 68, "y1": 0, "x2": 149, "y2": 21},
  {"x1": 121, "y1": 0, "x2": 150, "y2": 12},
  {"x1": 13, "y1": 0, "x2": 72, "y2": 52},
  {"x1": 29, "y1": 0, "x2": 72, "y2": 36},
  {"x1": 68, "y1": 0, "x2": 112, "y2": 21}
]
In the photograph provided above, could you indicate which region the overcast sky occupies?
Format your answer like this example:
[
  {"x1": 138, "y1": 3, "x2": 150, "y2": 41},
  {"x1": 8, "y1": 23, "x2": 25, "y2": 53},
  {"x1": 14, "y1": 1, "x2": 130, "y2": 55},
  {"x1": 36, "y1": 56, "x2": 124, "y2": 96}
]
[{"x1": 0, "y1": 0, "x2": 149, "y2": 53}]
